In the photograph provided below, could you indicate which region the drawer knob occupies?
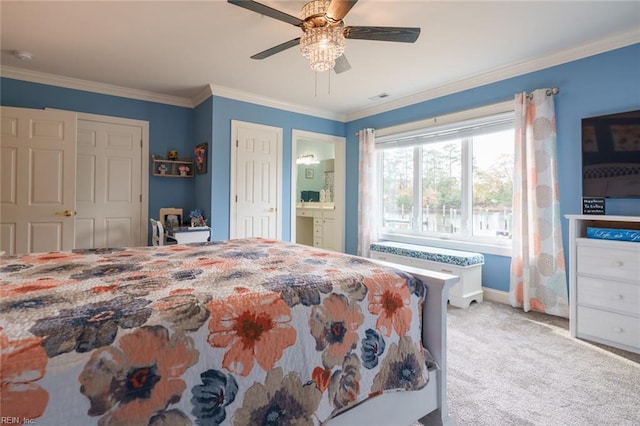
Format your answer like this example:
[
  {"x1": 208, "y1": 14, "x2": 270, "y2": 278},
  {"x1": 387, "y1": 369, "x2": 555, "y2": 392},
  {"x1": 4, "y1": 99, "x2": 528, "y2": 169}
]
[
  {"x1": 614, "y1": 294, "x2": 624, "y2": 300},
  {"x1": 612, "y1": 260, "x2": 624, "y2": 268},
  {"x1": 612, "y1": 327, "x2": 624, "y2": 333}
]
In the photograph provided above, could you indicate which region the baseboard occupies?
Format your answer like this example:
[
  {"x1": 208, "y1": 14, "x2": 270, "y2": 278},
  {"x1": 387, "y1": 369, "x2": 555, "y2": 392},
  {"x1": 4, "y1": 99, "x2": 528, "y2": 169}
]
[{"x1": 481, "y1": 287, "x2": 510, "y2": 304}]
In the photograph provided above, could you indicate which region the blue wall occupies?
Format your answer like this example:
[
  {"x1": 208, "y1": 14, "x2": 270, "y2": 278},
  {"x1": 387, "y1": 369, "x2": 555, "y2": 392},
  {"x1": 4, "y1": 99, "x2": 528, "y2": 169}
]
[
  {"x1": 208, "y1": 96, "x2": 344, "y2": 242},
  {"x1": 193, "y1": 97, "x2": 213, "y2": 226},
  {"x1": 345, "y1": 43, "x2": 640, "y2": 291},
  {"x1": 2, "y1": 43, "x2": 639, "y2": 293},
  {"x1": 0, "y1": 78, "x2": 196, "y2": 242}
]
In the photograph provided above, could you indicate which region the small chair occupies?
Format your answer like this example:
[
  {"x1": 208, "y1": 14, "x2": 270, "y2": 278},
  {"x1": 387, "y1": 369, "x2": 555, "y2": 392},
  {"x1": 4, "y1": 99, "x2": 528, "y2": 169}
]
[
  {"x1": 159, "y1": 207, "x2": 183, "y2": 231},
  {"x1": 150, "y1": 218, "x2": 164, "y2": 246}
]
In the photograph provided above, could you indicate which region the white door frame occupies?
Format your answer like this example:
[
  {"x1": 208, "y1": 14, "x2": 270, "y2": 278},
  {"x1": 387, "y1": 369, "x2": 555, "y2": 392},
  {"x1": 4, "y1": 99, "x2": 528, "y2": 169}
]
[
  {"x1": 230, "y1": 120, "x2": 283, "y2": 240},
  {"x1": 291, "y1": 129, "x2": 345, "y2": 251},
  {"x1": 77, "y1": 112, "x2": 149, "y2": 246}
]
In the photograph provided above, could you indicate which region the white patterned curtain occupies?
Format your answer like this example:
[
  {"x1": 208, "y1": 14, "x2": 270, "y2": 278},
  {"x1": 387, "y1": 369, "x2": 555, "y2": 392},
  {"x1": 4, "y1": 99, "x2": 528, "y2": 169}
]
[
  {"x1": 357, "y1": 129, "x2": 378, "y2": 257},
  {"x1": 509, "y1": 89, "x2": 569, "y2": 318}
]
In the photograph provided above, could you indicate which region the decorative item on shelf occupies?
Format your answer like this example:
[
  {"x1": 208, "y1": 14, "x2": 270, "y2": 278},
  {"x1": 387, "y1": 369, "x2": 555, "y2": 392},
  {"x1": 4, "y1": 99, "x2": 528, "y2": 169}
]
[
  {"x1": 152, "y1": 154, "x2": 193, "y2": 178},
  {"x1": 189, "y1": 209, "x2": 207, "y2": 227},
  {"x1": 586, "y1": 227, "x2": 640, "y2": 242},
  {"x1": 178, "y1": 165, "x2": 190, "y2": 176},
  {"x1": 168, "y1": 150, "x2": 179, "y2": 160},
  {"x1": 166, "y1": 214, "x2": 180, "y2": 232},
  {"x1": 194, "y1": 143, "x2": 208, "y2": 174}
]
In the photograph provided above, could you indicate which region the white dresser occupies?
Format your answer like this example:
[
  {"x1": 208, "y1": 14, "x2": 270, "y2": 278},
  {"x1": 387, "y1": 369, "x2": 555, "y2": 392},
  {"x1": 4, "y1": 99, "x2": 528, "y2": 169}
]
[{"x1": 565, "y1": 215, "x2": 640, "y2": 353}]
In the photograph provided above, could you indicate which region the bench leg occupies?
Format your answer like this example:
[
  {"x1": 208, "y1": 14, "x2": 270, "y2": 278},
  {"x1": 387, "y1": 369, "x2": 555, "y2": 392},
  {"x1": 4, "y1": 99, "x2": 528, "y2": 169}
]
[{"x1": 449, "y1": 290, "x2": 484, "y2": 308}]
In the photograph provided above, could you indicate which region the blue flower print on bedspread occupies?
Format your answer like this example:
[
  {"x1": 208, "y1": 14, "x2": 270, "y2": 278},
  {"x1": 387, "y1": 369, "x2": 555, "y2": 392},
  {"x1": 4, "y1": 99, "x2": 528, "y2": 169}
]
[
  {"x1": 30, "y1": 295, "x2": 152, "y2": 357},
  {"x1": 372, "y1": 336, "x2": 427, "y2": 392},
  {"x1": 233, "y1": 367, "x2": 322, "y2": 426},
  {"x1": 2, "y1": 294, "x2": 67, "y2": 312},
  {"x1": 220, "y1": 249, "x2": 268, "y2": 260},
  {"x1": 400, "y1": 271, "x2": 425, "y2": 298},
  {"x1": 361, "y1": 329, "x2": 386, "y2": 369},
  {"x1": 328, "y1": 353, "x2": 362, "y2": 411},
  {"x1": 70, "y1": 263, "x2": 143, "y2": 280},
  {"x1": 262, "y1": 273, "x2": 332, "y2": 307},
  {"x1": 171, "y1": 269, "x2": 203, "y2": 281},
  {"x1": 0, "y1": 263, "x2": 33, "y2": 273},
  {"x1": 191, "y1": 369, "x2": 238, "y2": 425}
]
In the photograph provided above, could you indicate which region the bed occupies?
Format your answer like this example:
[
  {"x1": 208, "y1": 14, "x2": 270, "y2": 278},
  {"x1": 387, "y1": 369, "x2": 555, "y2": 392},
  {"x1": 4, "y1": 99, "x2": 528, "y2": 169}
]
[{"x1": 0, "y1": 238, "x2": 456, "y2": 425}]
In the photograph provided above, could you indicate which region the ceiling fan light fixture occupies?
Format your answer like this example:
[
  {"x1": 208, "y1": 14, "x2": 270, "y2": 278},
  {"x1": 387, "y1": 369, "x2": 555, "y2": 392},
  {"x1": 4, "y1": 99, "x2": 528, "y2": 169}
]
[
  {"x1": 300, "y1": 26, "x2": 345, "y2": 72},
  {"x1": 299, "y1": 0, "x2": 345, "y2": 72}
]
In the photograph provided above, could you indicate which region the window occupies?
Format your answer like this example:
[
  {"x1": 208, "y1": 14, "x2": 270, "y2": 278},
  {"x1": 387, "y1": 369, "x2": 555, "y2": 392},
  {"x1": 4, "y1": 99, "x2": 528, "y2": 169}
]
[{"x1": 376, "y1": 103, "x2": 515, "y2": 254}]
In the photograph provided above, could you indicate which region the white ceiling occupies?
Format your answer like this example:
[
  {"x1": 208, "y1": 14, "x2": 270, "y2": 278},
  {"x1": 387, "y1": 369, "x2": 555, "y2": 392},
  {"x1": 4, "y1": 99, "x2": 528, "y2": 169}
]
[{"x1": 2, "y1": 1, "x2": 639, "y2": 120}]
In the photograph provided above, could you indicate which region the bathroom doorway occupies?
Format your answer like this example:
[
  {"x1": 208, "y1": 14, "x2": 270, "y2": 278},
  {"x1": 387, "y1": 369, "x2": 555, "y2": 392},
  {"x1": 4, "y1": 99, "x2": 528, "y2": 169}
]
[{"x1": 291, "y1": 130, "x2": 345, "y2": 252}]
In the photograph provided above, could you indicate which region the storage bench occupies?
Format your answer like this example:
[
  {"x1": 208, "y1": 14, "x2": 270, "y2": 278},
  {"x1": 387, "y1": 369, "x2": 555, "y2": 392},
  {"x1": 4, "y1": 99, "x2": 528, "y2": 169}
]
[{"x1": 370, "y1": 241, "x2": 484, "y2": 308}]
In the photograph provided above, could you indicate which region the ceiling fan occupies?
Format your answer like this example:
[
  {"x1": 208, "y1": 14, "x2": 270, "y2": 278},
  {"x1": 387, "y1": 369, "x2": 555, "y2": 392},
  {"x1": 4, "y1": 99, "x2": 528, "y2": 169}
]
[{"x1": 228, "y1": 0, "x2": 420, "y2": 73}]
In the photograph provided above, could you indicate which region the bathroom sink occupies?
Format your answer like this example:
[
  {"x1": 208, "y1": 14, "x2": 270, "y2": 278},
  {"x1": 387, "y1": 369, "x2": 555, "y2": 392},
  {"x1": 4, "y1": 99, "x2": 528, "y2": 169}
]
[{"x1": 296, "y1": 202, "x2": 335, "y2": 209}]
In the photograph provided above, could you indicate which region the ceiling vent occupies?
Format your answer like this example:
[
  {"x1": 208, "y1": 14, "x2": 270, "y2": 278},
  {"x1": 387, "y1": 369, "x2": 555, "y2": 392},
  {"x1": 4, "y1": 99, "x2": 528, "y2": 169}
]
[
  {"x1": 13, "y1": 50, "x2": 33, "y2": 61},
  {"x1": 368, "y1": 93, "x2": 390, "y2": 101}
]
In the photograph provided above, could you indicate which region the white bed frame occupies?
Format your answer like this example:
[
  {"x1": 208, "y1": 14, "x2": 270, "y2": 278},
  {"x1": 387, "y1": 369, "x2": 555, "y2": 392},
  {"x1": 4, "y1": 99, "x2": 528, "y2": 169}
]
[{"x1": 328, "y1": 260, "x2": 458, "y2": 426}]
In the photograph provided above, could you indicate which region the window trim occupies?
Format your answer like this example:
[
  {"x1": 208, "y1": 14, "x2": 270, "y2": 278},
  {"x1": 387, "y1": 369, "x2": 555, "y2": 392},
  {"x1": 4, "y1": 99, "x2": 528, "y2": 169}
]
[
  {"x1": 375, "y1": 100, "x2": 513, "y2": 139},
  {"x1": 375, "y1": 100, "x2": 514, "y2": 256}
]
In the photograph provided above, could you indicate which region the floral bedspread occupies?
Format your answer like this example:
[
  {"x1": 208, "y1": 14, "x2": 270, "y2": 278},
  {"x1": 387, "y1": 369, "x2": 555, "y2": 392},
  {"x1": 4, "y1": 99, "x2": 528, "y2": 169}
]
[{"x1": 0, "y1": 238, "x2": 431, "y2": 425}]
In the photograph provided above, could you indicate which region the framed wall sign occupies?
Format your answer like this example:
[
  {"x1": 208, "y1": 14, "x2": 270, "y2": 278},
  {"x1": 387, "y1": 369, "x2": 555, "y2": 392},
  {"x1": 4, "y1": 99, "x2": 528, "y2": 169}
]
[{"x1": 582, "y1": 197, "x2": 605, "y2": 215}]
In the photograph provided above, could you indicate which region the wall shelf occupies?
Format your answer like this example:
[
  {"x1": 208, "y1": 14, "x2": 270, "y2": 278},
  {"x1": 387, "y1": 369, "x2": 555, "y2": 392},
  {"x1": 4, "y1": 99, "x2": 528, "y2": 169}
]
[{"x1": 152, "y1": 155, "x2": 193, "y2": 178}]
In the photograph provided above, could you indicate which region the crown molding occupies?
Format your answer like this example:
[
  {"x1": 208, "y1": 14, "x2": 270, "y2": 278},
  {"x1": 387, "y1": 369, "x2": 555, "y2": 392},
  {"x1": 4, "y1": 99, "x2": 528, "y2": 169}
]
[
  {"x1": 191, "y1": 85, "x2": 215, "y2": 108},
  {"x1": 2, "y1": 28, "x2": 638, "y2": 122},
  {"x1": 1, "y1": 65, "x2": 344, "y2": 121},
  {"x1": 345, "y1": 28, "x2": 640, "y2": 122},
  {"x1": 205, "y1": 83, "x2": 345, "y2": 122},
  {"x1": 0, "y1": 66, "x2": 194, "y2": 108}
]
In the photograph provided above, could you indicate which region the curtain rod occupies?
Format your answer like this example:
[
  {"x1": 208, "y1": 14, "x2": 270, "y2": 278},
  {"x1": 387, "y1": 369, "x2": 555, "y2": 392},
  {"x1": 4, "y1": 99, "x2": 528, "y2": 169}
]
[
  {"x1": 355, "y1": 87, "x2": 560, "y2": 136},
  {"x1": 527, "y1": 87, "x2": 559, "y2": 100}
]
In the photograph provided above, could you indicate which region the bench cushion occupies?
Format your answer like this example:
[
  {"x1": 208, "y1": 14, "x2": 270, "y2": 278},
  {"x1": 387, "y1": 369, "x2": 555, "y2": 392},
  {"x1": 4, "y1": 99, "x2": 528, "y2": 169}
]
[{"x1": 370, "y1": 241, "x2": 484, "y2": 267}]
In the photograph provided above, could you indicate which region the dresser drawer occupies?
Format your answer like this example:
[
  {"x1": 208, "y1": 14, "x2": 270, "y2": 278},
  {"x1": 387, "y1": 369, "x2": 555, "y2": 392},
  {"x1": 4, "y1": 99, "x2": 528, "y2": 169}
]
[
  {"x1": 577, "y1": 306, "x2": 639, "y2": 351},
  {"x1": 577, "y1": 276, "x2": 640, "y2": 316},
  {"x1": 577, "y1": 244, "x2": 640, "y2": 282}
]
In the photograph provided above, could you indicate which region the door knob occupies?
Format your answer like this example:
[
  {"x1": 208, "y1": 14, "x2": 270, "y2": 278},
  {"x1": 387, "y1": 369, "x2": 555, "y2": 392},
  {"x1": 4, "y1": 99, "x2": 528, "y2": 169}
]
[
  {"x1": 56, "y1": 210, "x2": 75, "y2": 217},
  {"x1": 268, "y1": 207, "x2": 276, "y2": 212}
]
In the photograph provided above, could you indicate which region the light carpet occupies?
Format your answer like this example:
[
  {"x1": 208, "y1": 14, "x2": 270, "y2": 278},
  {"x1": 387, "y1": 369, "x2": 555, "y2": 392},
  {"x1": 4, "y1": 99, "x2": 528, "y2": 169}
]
[{"x1": 418, "y1": 301, "x2": 639, "y2": 426}]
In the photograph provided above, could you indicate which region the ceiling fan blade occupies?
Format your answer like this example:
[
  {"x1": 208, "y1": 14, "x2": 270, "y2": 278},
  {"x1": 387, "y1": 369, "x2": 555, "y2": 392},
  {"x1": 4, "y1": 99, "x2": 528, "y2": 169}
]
[
  {"x1": 325, "y1": 0, "x2": 358, "y2": 23},
  {"x1": 250, "y1": 38, "x2": 301, "y2": 60},
  {"x1": 333, "y1": 54, "x2": 351, "y2": 74},
  {"x1": 343, "y1": 26, "x2": 421, "y2": 43},
  {"x1": 228, "y1": 0, "x2": 302, "y2": 27}
]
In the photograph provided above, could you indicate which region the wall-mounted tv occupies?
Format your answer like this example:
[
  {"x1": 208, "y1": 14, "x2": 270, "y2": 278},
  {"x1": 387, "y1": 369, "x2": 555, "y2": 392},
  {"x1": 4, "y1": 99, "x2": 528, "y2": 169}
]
[{"x1": 582, "y1": 109, "x2": 640, "y2": 198}]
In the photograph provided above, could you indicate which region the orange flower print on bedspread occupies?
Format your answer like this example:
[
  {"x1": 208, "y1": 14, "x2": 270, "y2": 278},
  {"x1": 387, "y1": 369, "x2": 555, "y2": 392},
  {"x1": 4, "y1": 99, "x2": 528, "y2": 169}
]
[
  {"x1": 78, "y1": 325, "x2": 198, "y2": 425},
  {"x1": 0, "y1": 329, "x2": 49, "y2": 421},
  {"x1": 364, "y1": 272, "x2": 413, "y2": 337},
  {"x1": 206, "y1": 293, "x2": 296, "y2": 377},
  {"x1": 309, "y1": 293, "x2": 365, "y2": 369},
  {"x1": 0, "y1": 277, "x2": 77, "y2": 299}
]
